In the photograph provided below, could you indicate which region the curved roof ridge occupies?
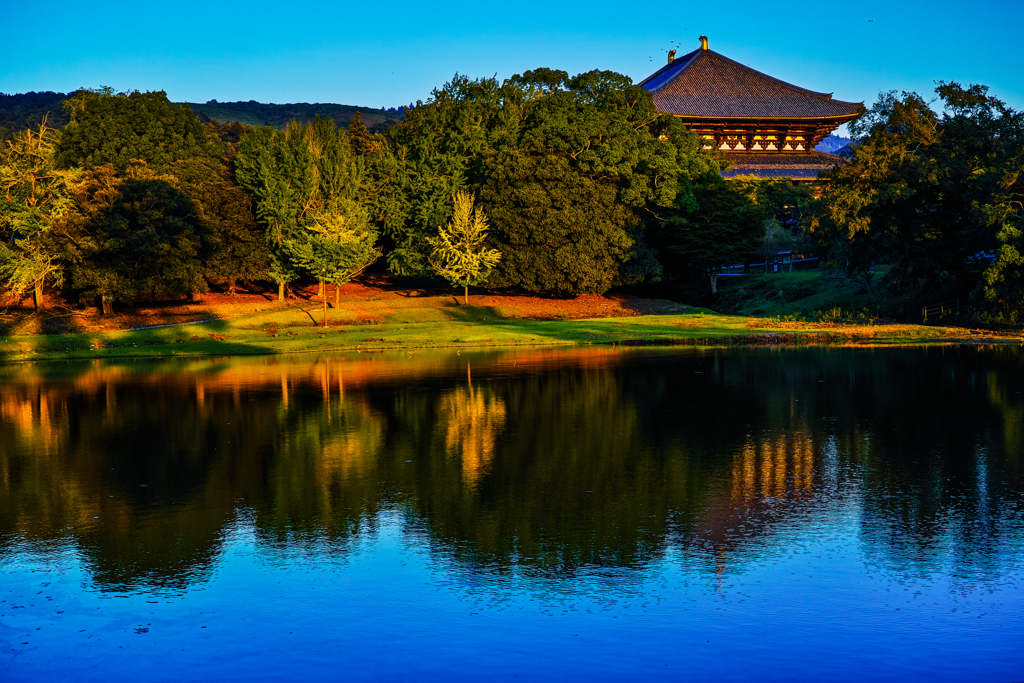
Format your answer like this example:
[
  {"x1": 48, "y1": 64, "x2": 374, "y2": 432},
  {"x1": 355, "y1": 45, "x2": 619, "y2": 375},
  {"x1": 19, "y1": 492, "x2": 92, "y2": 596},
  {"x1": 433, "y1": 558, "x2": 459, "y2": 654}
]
[
  {"x1": 637, "y1": 48, "x2": 702, "y2": 91},
  {"x1": 701, "y1": 49, "x2": 835, "y2": 102},
  {"x1": 640, "y1": 45, "x2": 863, "y2": 120}
]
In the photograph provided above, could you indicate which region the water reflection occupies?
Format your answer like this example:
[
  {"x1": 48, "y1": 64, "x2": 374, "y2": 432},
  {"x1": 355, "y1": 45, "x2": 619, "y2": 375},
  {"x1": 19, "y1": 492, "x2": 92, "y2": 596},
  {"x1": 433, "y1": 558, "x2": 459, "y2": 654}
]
[{"x1": 1, "y1": 346, "x2": 1022, "y2": 593}]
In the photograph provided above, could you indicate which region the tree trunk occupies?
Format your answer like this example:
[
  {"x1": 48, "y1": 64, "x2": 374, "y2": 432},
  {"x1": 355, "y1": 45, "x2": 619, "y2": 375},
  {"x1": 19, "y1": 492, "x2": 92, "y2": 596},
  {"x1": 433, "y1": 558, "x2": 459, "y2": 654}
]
[
  {"x1": 278, "y1": 282, "x2": 285, "y2": 301},
  {"x1": 464, "y1": 285, "x2": 469, "y2": 306},
  {"x1": 190, "y1": 290, "x2": 203, "y2": 303},
  {"x1": 335, "y1": 283, "x2": 340, "y2": 307},
  {"x1": 228, "y1": 279, "x2": 237, "y2": 297},
  {"x1": 322, "y1": 280, "x2": 328, "y2": 328},
  {"x1": 708, "y1": 272, "x2": 718, "y2": 296},
  {"x1": 32, "y1": 283, "x2": 44, "y2": 311},
  {"x1": 100, "y1": 294, "x2": 113, "y2": 316}
]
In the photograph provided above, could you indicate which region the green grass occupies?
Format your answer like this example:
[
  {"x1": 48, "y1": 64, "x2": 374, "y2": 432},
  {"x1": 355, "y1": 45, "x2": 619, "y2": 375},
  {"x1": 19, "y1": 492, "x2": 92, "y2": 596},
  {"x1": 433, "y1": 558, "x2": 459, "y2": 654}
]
[
  {"x1": 0, "y1": 301, "x2": 993, "y2": 364},
  {"x1": 716, "y1": 268, "x2": 894, "y2": 318}
]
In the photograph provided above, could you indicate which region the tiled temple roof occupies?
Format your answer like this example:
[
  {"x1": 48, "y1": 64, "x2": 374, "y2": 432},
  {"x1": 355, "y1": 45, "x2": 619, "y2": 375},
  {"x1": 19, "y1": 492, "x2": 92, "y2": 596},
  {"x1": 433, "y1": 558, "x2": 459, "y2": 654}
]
[
  {"x1": 721, "y1": 151, "x2": 846, "y2": 179},
  {"x1": 640, "y1": 46, "x2": 862, "y2": 120}
]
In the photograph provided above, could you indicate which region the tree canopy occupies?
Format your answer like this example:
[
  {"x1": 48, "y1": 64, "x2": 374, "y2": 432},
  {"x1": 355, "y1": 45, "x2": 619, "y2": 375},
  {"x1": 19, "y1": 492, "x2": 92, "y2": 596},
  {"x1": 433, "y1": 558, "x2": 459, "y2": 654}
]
[
  {"x1": 57, "y1": 88, "x2": 213, "y2": 171},
  {"x1": 12, "y1": 70, "x2": 1024, "y2": 325},
  {"x1": 0, "y1": 123, "x2": 80, "y2": 308},
  {"x1": 373, "y1": 69, "x2": 719, "y2": 293},
  {"x1": 649, "y1": 174, "x2": 765, "y2": 295},
  {"x1": 70, "y1": 162, "x2": 209, "y2": 308},
  {"x1": 812, "y1": 83, "x2": 1024, "y2": 317},
  {"x1": 234, "y1": 116, "x2": 362, "y2": 299}
]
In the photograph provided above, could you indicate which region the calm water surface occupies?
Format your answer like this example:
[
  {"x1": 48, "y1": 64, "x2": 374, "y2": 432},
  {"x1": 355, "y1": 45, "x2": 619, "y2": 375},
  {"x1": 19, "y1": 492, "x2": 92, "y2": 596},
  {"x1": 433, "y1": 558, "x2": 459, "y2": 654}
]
[{"x1": 1, "y1": 346, "x2": 1023, "y2": 681}]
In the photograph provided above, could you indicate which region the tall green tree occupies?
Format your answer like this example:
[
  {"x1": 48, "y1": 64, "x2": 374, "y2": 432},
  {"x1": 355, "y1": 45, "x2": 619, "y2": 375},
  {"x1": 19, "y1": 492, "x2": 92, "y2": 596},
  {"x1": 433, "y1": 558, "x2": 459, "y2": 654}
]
[
  {"x1": 428, "y1": 191, "x2": 501, "y2": 304},
  {"x1": 487, "y1": 68, "x2": 717, "y2": 291},
  {"x1": 235, "y1": 116, "x2": 361, "y2": 300},
  {"x1": 366, "y1": 74, "x2": 511, "y2": 276},
  {"x1": 377, "y1": 69, "x2": 716, "y2": 293},
  {"x1": 57, "y1": 88, "x2": 213, "y2": 171},
  {"x1": 0, "y1": 123, "x2": 80, "y2": 309},
  {"x1": 649, "y1": 174, "x2": 765, "y2": 296},
  {"x1": 812, "y1": 84, "x2": 1024, "y2": 303},
  {"x1": 347, "y1": 112, "x2": 375, "y2": 156},
  {"x1": 169, "y1": 158, "x2": 269, "y2": 294},
  {"x1": 70, "y1": 162, "x2": 208, "y2": 312}
]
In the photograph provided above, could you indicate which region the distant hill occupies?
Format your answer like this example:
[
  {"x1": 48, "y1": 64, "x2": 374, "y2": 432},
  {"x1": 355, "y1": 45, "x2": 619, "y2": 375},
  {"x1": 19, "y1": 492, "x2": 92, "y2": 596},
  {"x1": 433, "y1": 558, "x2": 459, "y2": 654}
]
[
  {"x1": 184, "y1": 100, "x2": 405, "y2": 132},
  {"x1": 0, "y1": 91, "x2": 71, "y2": 141},
  {"x1": 814, "y1": 134, "x2": 851, "y2": 154},
  {"x1": 0, "y1": 92, "x2": 406, "y2": 141}
]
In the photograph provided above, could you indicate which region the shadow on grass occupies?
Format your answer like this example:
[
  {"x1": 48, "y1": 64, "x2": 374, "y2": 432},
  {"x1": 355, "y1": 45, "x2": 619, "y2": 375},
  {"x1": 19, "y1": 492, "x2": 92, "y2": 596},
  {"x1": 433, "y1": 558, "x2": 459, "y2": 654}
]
[
  {"x1": 440, "y1": 305, "x2": 508, "y2": 323},
  {"x1": 0, "y1": 311, "x2": 271, "y2": 364}
]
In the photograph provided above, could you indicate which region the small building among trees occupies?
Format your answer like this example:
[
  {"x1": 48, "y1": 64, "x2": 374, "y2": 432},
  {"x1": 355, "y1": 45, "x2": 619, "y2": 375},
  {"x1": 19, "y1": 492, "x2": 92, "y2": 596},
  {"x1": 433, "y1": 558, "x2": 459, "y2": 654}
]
[{"x1": 639, "y1": 36, "x2": 862, "y2": 181}]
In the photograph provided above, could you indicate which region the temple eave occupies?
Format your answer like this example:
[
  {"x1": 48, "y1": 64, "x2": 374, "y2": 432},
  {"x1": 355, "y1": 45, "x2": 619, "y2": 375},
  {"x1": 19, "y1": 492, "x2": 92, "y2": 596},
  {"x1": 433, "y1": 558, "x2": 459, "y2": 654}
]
[
  {"x1": 640, "y1": 38, "x2": 862, "y2": 180},
  {"x1": 721, "y1": 151, "x2": 846, "y2": 182}
]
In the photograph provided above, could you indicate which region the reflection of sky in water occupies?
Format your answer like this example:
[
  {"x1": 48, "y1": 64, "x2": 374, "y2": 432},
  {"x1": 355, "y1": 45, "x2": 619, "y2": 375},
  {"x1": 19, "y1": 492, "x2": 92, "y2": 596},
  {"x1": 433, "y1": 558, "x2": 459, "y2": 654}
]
[
  {"x1": 1, "y1": 346, "x2": 1023, "y2": 681},
  {"x1": 5, "y1": 512, "x2": 1021, "y2": 682}
]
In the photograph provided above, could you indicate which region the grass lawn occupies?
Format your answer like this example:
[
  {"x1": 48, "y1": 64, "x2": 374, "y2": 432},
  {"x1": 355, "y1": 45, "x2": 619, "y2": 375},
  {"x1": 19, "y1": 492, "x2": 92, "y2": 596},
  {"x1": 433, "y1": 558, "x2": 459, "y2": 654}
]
[{"x1": 2, "y1": 297, "x2": 1015, "y2": 363}]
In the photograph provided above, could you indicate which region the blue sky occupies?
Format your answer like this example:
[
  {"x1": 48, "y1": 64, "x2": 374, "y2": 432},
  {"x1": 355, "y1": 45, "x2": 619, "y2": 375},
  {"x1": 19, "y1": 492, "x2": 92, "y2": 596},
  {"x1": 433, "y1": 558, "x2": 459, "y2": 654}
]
[{"x1": 3, "y1": 0, "x2": 1022, "y2": 129}]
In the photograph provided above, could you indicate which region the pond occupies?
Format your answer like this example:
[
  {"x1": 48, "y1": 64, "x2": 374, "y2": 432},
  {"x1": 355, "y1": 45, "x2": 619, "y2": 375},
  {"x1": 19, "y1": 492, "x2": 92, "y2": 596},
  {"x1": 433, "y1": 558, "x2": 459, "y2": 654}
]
[{"x1": 1, "y1": 346, "x2": 1022, "y2": 681}]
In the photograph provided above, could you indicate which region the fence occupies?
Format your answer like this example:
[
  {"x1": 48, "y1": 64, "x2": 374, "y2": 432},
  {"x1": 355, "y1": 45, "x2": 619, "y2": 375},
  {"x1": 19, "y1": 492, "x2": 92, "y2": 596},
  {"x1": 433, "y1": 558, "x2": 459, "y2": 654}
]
[{"x1": 921, "y1": 299, "x2": 968, "y2": 323}]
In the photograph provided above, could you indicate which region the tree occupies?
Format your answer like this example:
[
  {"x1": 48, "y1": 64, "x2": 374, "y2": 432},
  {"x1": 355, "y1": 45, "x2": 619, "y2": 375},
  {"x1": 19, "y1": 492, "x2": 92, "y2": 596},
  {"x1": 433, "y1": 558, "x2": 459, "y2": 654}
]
[
  {"x1": 234, "y1": 122, "x2": 315, "y2": 300},
  {"x1": 373, "y1": 70, "x2": 717, "y2": 290},
  {"x1": 169, "y1": 158, "x2": 269, "y2": 295},
  {"x1": 980, "y1": 221, "x2": 1024, "y2": 323},
  {"x1": 480, "y1": 70, "x2": 715, "y2": 294},
  {"x1": 57, "y1": 88, "x2": 213, "y2": 171},
  {"x1": 234, "y1": 116, "x2": 362, "y2": 300},
  {"x1": 367, "y1": 148, "x2": 466, "y2": 277},
  {"x1": 0, "y1": 122, "x2": 80, "y2": 310},
  {"x1": 428, "y1": 191, "x2": 501, "y2": 304},
  {"x1": 347, "y1": 112, "x2": 374, "y2": 156},
  {"x1": 285, "y1": 202, "x2": 381, "y2": 326},
  {"x1": 0, "y1": 91, "x2": 70, "y2": 142},
  {"x1": 482, "y1": 141, "x2": 643, "y2": 294},
  {"x1": 731, "y1": 176, "x2": 817, "y2": 230},
  {"x1": 70, "y1": 162, "x2": 208, "y2": 312},
  {"x1": 650, "y1": 174, "x2": 764, "y2": 296},
  {"x1": 811, "y1": 84, "x2": 1024, "y2": 300},
  {"x1": 367, "y1": 74, "x2": 505, "y2": 277}
]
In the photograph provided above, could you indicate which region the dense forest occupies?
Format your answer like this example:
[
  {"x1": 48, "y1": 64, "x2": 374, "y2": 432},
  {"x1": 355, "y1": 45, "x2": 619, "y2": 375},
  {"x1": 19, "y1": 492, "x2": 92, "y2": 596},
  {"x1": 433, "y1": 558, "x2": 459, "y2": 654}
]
[
  {"x1": 186, "y1": 100, "x2": 403, "y2": 132},
  {"x1": 1, "y1": 74, "x2": 1022, "y2": 322},
  {"x1": 0, "y1": 91, "x2": 70, "y2": 141}
]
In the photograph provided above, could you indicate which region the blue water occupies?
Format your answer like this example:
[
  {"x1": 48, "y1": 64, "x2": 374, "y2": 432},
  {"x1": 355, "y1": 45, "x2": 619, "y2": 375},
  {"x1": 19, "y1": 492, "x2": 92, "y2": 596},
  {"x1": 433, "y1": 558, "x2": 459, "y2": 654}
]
[{"x1": 1, "y1": 346, "x2": 1022, "y2": 681}]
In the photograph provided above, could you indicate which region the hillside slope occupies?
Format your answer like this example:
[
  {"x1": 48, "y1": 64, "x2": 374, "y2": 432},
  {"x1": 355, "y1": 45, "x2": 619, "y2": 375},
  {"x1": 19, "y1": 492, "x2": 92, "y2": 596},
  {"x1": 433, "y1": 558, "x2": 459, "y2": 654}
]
[
  {"x1": 0, "y1": 92, "x2": 405, "y2": 139},
  {"x1": 0, "y1": 91, "x2": 70, "y2": 140},
  {"x1": 185, "y1": 100, "x2": 404, "y2": 131}
]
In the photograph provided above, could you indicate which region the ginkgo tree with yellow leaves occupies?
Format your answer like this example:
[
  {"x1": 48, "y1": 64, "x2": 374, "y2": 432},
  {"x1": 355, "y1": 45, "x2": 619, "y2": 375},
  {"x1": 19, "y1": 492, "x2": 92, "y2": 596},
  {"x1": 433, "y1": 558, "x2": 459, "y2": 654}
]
[
  {"x1": 285, "y1": 200, "x2": 381, "y2": 327},
  {"x1": 428, "y1": 191, "x2": 501, "y2": 305}
]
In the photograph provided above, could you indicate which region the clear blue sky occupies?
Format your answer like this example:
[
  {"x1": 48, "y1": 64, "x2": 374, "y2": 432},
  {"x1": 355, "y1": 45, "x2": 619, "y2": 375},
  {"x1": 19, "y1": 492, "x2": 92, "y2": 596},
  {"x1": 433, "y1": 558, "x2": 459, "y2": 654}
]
[{"x1": 3, "y1": 0, "x2": 1022, "y2": 129}]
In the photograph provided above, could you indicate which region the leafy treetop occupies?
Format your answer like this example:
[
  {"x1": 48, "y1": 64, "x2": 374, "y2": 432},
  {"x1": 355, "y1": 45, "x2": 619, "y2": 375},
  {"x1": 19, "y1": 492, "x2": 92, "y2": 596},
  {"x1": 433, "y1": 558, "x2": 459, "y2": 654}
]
[{"x1": 57, "y1": 88, "x2": 213, "y2": 171}]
